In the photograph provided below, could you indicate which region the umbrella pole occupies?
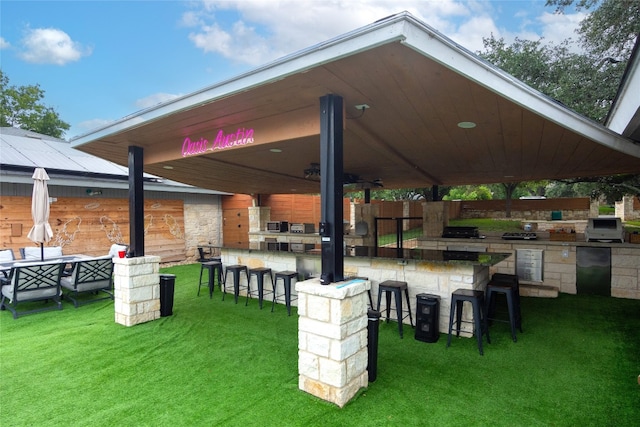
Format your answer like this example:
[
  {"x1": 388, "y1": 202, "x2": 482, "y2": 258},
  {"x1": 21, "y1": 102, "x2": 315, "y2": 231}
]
[{"x1": 41, "y1": 243, "x2": 44, "y2": 261}]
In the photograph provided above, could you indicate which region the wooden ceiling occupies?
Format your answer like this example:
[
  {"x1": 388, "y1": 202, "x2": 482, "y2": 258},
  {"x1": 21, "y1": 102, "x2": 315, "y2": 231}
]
[{"x1": 73, "y1": 15, "x2": 640, "y2": 195}]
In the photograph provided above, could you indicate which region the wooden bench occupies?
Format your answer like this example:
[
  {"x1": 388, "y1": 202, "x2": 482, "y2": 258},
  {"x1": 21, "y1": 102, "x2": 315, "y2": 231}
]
[
  {"x1": 60, "y1": 256, "x2": 114, "y2": 308},
  {"x1": 0, "y1": 260, "x2": 65, "y2": 319}
]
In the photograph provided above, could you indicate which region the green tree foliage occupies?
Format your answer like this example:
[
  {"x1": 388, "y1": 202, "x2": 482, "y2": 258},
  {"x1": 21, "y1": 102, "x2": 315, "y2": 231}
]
[
  {"x1": 442, "y1": 185, "x2": 493, "y2": 201},
  {"x1": 479, "y1": 35, "x2": 624, "y2": 123},
  {"x1": 547, "y1": 0, "x2": 640, "y2": 58},
  {"x1": 0, "y1": 70, "x2": 70, "y2": 138},
  {"x1": 480, "y1": 1, "x2": 639, "y2": 201}
]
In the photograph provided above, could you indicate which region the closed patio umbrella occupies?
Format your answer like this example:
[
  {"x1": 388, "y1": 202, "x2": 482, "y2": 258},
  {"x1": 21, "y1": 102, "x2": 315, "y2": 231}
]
[{"x1": 26, "y1": 168, "x2": 54, "y2": 261}]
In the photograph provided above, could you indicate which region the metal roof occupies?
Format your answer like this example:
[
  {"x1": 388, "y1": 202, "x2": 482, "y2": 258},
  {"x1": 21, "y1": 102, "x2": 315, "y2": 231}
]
[
  {"x1": 70, "y1": 12, "x2": 640, "y2": 195},
  {"x1": 0, "y1": 127, "x2": 228, "y2": 194}
]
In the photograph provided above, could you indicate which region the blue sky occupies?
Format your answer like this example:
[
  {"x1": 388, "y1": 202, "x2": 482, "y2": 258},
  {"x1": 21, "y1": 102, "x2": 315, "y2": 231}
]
[{"x1": 1, "y1": 0, "x2": 585, "y2": 139}]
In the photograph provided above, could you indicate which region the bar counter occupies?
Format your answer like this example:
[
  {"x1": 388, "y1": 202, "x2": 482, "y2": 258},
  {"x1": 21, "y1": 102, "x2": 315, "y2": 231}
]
[{"x1": 220, "y1": 243, "x2": 511, "y2": 335}]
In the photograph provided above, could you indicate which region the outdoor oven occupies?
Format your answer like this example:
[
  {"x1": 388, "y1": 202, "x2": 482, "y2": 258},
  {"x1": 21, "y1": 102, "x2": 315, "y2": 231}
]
[
  {"x1": 266, "y1": 221, "x2": 288, "y2": 232},
  {"x1": 585, "y1": 217, "x2": 624, "y2": 243}
]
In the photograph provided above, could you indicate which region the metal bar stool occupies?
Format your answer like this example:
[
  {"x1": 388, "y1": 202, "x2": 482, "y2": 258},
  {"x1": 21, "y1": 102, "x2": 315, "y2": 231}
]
[
  {"x1": 247, "y1": 267, "x2": 274, "y2": 308},
  {"x1": 447, "y1": 288, "x2": 490, "y2": 355},
  {"x1": 485, "y1": 273, "x2": 522, "y2": 342},
  {"x1": 223, "y1": 265, "x2": 249, "y2": 303},
  {"x1": 376, "y1": 280, "x2": 414, "y2": 338},
  {"x1": 272, "y1": 271, "x2": 298, "y2": 316},
  {"x1": 487, "y1": 273, "x2": 522, "y2": 334},
  {"x1": 198, "y1": 261, "x2": 223, "y2": 298}
]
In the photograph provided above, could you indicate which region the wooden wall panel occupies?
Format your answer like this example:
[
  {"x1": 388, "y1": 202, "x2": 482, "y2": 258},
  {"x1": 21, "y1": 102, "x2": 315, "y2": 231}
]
[{"x1": 0, "y1": 196, "x2": 185, "y2": 262}]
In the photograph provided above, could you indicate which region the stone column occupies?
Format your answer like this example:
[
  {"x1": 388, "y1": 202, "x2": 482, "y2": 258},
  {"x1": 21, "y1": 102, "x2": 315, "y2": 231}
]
[
  {"x1": 113, "y1": 255, "x2": 161, "y2": 326},
  {"x1": 423, "y1": 201, "x2": 449, "y2": 238},
  {"x1": 248, "y1": 206, "x2": 271, "y2": 232},
  {"x1": 352, "y1": 203, "x2": 378, "y2": 247},
  {"x1": 296, "y1": 278, "x2": 370, "y2": 407},
  {"x1": 589, "y1": 199, "x2": 600, "y2": 218}
]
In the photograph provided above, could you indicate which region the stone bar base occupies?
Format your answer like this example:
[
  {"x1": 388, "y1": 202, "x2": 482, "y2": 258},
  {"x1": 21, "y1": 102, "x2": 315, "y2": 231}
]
[
  {"x1": 113, "y1": 255, "x2": 161, "y2": 326},
  {"x1": 296, "y1": 278, "x2": 370, "y2": 408}
]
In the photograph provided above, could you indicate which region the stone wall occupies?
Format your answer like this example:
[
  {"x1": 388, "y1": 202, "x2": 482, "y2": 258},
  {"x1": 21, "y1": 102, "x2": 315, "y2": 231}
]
[
  {"x1": 615, "y1": 196, "x2": 640, "y2": 221},
  {"x1": 450, "y1": 198, "x2": 594, "y2": 221},
  {"x1": 183, "y1": 199, "x2": 223, "y2": 262},
  {"x1": 416, "y1": 237, "x2": 640, "y2": 300}
]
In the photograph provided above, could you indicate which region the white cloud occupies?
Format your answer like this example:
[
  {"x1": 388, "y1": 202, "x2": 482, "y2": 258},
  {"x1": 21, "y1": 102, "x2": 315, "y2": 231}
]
[
  {"x1": 181, "y1": 1, "x2": 586, "y2": 65},
  {"x1": 18, "y1": 28, "x2": 91, "y2": 65},
  {"x1": 135, "y1": 93, "x2": 183, "y2": 109},
  {"x1": 183, "y1": 0, "x2": 480, "y2": 66},
  {"x1": 74, "y1": 118, "x2": 116, "y2": 135},
  {"x1": 538, "y1": 11, "x2": 586, "y2": 48},
  {"x1": 0, "y1": 37, "x2": 10, "y2": 49}
]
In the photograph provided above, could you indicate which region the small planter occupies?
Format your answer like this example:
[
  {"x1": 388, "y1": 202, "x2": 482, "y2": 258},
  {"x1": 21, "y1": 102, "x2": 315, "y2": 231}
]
[{"x1": 550, "y1": 232, "x2": 576, "y2": 241}]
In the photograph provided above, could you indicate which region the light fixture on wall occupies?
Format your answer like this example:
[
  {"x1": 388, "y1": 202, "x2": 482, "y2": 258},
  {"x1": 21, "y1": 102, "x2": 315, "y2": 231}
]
[{"x1": 86, "y1": 189, "x2": 102, "y2": 196}]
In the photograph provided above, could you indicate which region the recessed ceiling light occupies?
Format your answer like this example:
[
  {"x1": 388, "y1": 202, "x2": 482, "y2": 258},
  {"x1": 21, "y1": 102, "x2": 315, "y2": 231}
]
[
  {"x1": 270, "y1": 148, "x2": 282, "y2": 153},
  {"x1": 163, "y1": 165, "x2": 174, "y2": 170},
  {"x1": 457, "y1": 121, "x2": 476, "y2": 129}
]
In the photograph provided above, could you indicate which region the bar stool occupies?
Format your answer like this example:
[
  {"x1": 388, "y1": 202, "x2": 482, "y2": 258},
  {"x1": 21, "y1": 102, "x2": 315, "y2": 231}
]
[
  {"x1": 272, "y1": 271, "x2": 298, "y2": 316},
  {"x1": 487, "y1": 273, "x2": 522, "y2": 333},
  {"x1": 447, "y1": 289, "x2": 490, "y2": 355},
  {"x1": 247, "y1": 267, "x2": 274, "y2": 308},
  {"x1": 198, "y1": 261, "x2": 223, "y2": 298},
  {"x1": 223, "y1": 265, "x2": 249, "y2": 304},
  {"x1": 486, "y1": 274, "x2": 522, "y2": 342},
  {"x1": 376, "y1": 280, "x2": 413, "y2": 338}
]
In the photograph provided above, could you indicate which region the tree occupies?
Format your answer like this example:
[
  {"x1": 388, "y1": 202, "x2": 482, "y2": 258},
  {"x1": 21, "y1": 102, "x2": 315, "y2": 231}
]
[
  {"x1": 547, "y1": 0, "x2": 640, "y2": 59},
  {"x1": 0, "y1": 70, "x2": 70, "y2": 138},
  {"x1": 480, "y1": 1, "x2": 640, "y2": 201},
  {"x1": 442, "y1": 185, "x2": 493, "y2": 201},
  {"x1": 479, "y1": 35, "x2": 624, "y2": 122}
]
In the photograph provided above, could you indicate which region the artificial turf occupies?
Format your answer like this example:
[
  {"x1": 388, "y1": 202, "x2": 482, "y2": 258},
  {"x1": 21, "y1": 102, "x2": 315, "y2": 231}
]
[{"x1": 1, "y1": 263, "x2": 638, "y2": 426}]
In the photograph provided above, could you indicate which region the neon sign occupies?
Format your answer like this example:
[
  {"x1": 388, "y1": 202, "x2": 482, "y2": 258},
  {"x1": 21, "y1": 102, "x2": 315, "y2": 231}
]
[{"x1": 181, "y1": 127, "x2": 254, "y2": 157}]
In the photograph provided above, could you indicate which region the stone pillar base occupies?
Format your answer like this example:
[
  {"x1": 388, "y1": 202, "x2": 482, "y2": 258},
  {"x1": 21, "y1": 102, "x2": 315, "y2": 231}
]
[
  {"x1": 113, "y1": 255, "x2": 161, "y2": 327},
  {"x1": 296, "y1": 278, "x2": 370, "y2": 408}
]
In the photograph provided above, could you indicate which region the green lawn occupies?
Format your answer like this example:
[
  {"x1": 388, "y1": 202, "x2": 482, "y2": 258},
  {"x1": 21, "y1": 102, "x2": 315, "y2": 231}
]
[{"x1": 1, "y1": 263, "x2": 639, "y2": 426}]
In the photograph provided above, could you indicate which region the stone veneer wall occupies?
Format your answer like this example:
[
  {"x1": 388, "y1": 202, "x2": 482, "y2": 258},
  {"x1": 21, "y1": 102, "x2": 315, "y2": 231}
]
[
  {"x1": 297, "y1": 278, "x2": 370, "y2": 407},
  {"x1": 417, "y1": 238, "x2": 640, "y2": 300},
  {"x1": 222, "y1": 247, "x2": 491, "y2": 336},
  {"x1": 183, "y1": 199, "x2": 223, "y2": 262},
  {"x1": 615, "y1": 196, "x2": 640, "y2": 221},
  {"x1": 113, "y1": 255, "x2": 161, "y2": 326},
  {"x1": 611, "y1": 246, "x2": 640, "y2": 299}
]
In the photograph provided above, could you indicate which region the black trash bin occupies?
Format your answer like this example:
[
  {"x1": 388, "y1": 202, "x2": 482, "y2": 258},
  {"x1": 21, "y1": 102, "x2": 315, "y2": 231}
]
[
  {"x1": 159, "y1": 274, "x2": 176, "y2": 317},
  {"x1": 367, "y1": 309, "x2": 381, "y2": 382}
]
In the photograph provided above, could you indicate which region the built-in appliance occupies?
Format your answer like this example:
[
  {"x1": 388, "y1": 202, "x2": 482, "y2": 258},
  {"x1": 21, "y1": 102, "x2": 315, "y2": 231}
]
[
  {"x1": 516, "y1": 249, "x2": 544, "y2": 283},
  {"x1": 289, "y1": 243, "x2": 315, "y2": 253},
  {"x1": 266, "y1": 241, "x2": 289, "y2": 251},
  {"x1": 290, "y1": 223, "x2": 315, "y2": 234},
  {"x1": 266, "y1": 221, "x2": 289, "y2": 232},
  {"x1": 442, "y1": 226, "x2": 480, "y2": 239},
  {"x1": 585, "y1": 217, "x2": 624, "y2": 243}
]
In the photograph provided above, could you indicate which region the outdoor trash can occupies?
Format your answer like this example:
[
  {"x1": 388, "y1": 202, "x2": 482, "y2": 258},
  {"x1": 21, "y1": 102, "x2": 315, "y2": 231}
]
[
  {"x1": 367, "y1": 309, "x2": 381, "y2": 382},
  {"x1": 159, "y1": 274, "x2": 176, "y2": 317}
]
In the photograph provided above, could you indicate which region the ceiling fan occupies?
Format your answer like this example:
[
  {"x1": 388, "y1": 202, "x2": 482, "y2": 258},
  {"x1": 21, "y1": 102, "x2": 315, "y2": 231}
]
[{"x1": 303, "y1": 163, "x2": 383, "y2": 188}]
